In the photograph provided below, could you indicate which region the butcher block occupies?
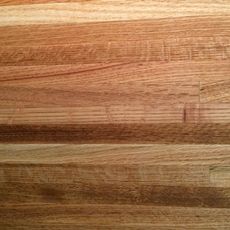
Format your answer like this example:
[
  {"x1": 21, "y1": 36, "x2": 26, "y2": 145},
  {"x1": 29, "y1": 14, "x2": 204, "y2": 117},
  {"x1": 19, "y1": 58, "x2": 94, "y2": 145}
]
[{"x1": 0, "y1": 1, "x2": 230, "y2": 229}]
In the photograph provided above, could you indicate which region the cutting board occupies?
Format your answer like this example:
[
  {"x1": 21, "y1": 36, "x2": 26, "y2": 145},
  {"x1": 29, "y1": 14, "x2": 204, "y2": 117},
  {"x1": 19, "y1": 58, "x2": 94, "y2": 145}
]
[{"x1": 0, "y1": 1, "x2": 230, "y2": 229}]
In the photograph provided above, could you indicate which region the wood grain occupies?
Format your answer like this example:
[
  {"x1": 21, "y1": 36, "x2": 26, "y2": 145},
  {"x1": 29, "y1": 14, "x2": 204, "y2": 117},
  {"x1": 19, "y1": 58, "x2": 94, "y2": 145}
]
[
  {"x1": 0, "y1": 17, "x2": 229, "y2": 144},
  {"x1": 1, "y1": 16, "x2": 229, "y2": 47},
  {"x1": 0, "y1": 1, "x2": 229, "y2": 26},
  {"x1": 1, "y1": 204, "x2": 229, "y2": 230},
  {"x1": 0, "y1": 0, "x2": 230, "y2": 229},
  {"x1": 1, "y1": 104, "x2": 230, "y2": 125},
  {"x1": 0, "y1": 144, "x2": 230, "y2": 229},
  {"x1": 1, "y1": 17, "x2": 230, "y2": 65},
  {"x1": 0, "y1": 124, "x2": 230, "y2": 144}
]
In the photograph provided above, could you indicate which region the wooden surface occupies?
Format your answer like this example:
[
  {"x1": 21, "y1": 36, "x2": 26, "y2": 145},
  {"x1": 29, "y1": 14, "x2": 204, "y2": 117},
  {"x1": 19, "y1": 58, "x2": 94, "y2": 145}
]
[
  {"x1": 1, "y1": 144, "x2": 230, "y2": 229},
  {"x1": 0, "y1": 0, "x2": 230, "y2": 229}
]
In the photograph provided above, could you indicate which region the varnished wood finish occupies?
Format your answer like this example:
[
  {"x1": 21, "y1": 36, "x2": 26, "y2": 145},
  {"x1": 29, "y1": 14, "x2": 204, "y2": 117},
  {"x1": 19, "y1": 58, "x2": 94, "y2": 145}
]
[
  {"x1": 0, "y1": 124, "x2": 230, "y2": 144},
  {"x1": 0, "y1": 144, "x2": 230, "y2": 229},
  {"x1": 0, "y1": 18, "x2": 230, "y2": 143},
  {"x1": 0, "y1": 0, "x2": 230, "y2": 229},
  {"x1": 0, "y1": 1, "x2": 229, "y2": 26}
]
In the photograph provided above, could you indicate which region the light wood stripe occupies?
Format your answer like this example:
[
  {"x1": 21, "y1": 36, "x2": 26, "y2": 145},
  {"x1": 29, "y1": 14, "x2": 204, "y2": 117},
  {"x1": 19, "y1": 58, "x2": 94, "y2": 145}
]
[
  {"x1": 1, "y1": 16, "x2": 229, "y2": 47},
  {"x1": 0, "y1": 106, "x2": 184, "y2": 124},
  {"x1": 0, "y1": 0, "x2": 85, "y2": 6},
  {"x1": 0, "y1": 104, "x2": 230, "y2": 125},
  {"x1": 0, "y1": 1, "x2": 229, "y2": 26},
  {"x1": 1, "y1": 38, "x2": 229, "y2": 66},
  {"x1": 1, "y1": 144, "x2": 230, "y2": 166},
  {"x1": 1, "y1": 0, "x2": 229, "y2": 6},
  {"x1": 0, "y1": 17, "x2": 229, "y2": 66},
  {"x1": 210, "y1": 166, "x2": 230, "y2": 187}
]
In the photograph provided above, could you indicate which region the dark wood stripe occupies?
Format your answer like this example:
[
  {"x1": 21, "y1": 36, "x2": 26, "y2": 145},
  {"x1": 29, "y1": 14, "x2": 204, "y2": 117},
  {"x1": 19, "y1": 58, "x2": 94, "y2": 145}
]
[
  {"x1": 0, "y1": 182, "x2": 229, "y2": 208},
  {"x1": 0, "y1": 124, "x2": 229, "y2": 144},
  {"x1": 0, "y1": 204, "x2": 229, "y2": 230}
]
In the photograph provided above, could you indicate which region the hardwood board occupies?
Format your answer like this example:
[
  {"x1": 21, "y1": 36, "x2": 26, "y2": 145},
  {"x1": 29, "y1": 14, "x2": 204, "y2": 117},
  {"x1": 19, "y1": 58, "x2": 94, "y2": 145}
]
[
  {"x1": 3, "y1": 182, "x2": 230, "y2": 207},
  {"x1": 1, "y1": 144, "x2": 230, "y2": 166},
  {"x1": 1, "y1": 0, "x2": 230, "y2": 6},
  {"x1": 0, "y1": 61, "x2": 229, "y2": 106},
  {"x1": 0, "y1": 124, "x2": 230, "y2": 144},
  {"x1": 0, "y1": 16, "x2": 229, "y2": 47},
  {"x1": 1, "y1": 104, "x2": 230, "y2": 124},
  {"x1": 0, "y1": 204, "x2": 230, "y2": 229},
  {"x1": 1, "y1": 38, "x2": 229, "y2": 65},
  {"x1": 0, "y1": 144, "x2": 230, "y2": 206},
  {"x1": 0, "y1": 17, "x2": 230, "y2": 66},
  {"x1": 1, "y1": 32, "x2": 230, "y2": 66},
  {"x1": 0, "y1": 106, "x2": 186, "y2": 124},
  {"x1": 0, "y1": 60, "x2": 229, "y2": 130},
  {"x1": 0, "y1": 1, "x2": 229, "y2": 26},
  {"x1": 0, "y1": 61, "x2": 201, "y2": 107},
  {"x1": 0, "y1": 144, "x2": 230, "y2": 228}
]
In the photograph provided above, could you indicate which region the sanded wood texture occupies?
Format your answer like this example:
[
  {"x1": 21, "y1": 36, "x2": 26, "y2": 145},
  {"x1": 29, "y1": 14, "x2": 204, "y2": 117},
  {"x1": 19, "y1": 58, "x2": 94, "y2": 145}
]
[
  {"x1": 0, "y1": 144, "x2": 230, "y2": 229},
  {"x1": 0, "y1": 0, "x2": 230, "y2": 229}
]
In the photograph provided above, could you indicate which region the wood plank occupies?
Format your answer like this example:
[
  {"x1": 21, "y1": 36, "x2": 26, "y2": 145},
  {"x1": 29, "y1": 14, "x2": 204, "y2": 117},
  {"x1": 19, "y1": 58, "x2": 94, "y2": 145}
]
[
  {"x1": 0, "y1": 182, "x2": 230, "y2": 207},
  {"x1": 0, "y1": 61, "x2": 229, "y2": 126},
  {"x1": 0, "y1": 106, "x2": 185, "y2": 124},
  {"x1": 1, "y1": 144, "x2": 229, "y2": 208},
  {"x1": 1, "y1": 144, "x2": 230, "y2": 166},
  {"x1": 0, "y1": 61, "x2": 201, "y2": 108},
  {"x1": 0, "y1": 17, "x2": 230, "y2": 65},
  {"x1": 1, "y1": 36, "x2": 229, "y2": 66},
  {"x1": 0, "y1": 62, "x2": 229, "y2": 113},
  {"x1": 0, "y1": 16, "x2": 229, "y2": 47},
  {"x1": 1, "y1": 0, "x2": 230, "y2": 7},
  {"x1": 0, "y1": 1, "x2": 229, "y2": 26},
  {"x1": 0, "y1": 124, "x2": 229, "y2": 144},
  {"x1": 0, "y1": 144, "x2": 229, "y2": 228},
  {"x1": 0, "y1": 60, "x2": 229, "y2": 105},
  {"x1": 0, "y1": 204, "x2": 230, "y2": 229},
  {"x1": 0, "y1": 104, "x2": 230, "y2": 125}
]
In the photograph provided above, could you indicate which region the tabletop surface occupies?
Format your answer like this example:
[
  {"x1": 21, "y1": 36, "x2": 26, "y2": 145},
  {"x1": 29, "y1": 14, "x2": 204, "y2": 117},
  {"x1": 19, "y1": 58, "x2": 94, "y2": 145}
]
[{"x1": 0, "y1": 1, "x2": 230, "y2": 229}]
